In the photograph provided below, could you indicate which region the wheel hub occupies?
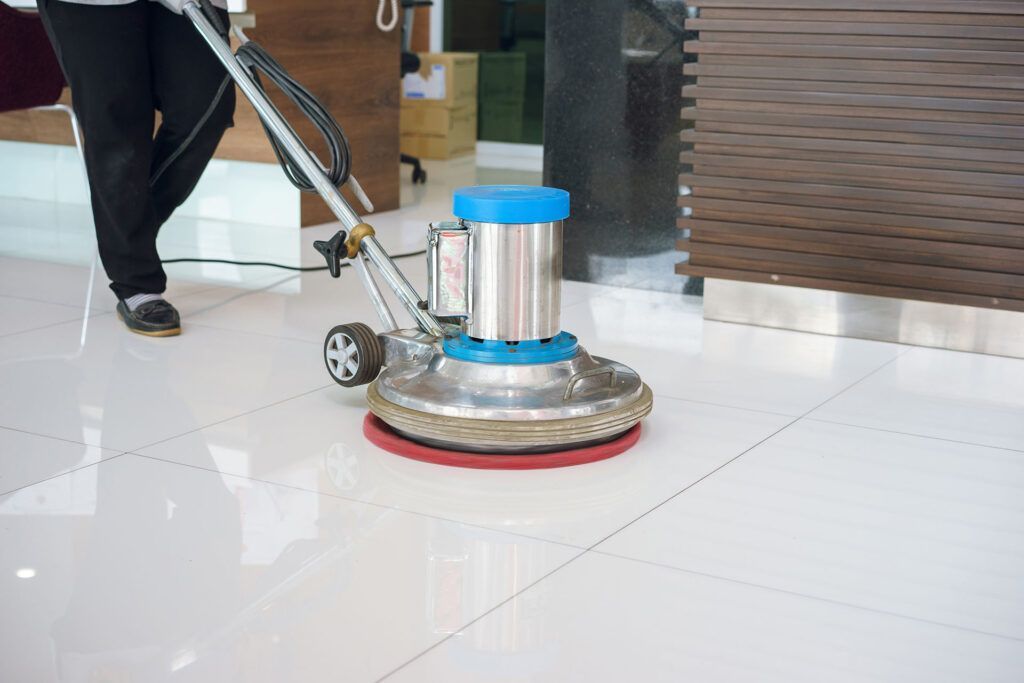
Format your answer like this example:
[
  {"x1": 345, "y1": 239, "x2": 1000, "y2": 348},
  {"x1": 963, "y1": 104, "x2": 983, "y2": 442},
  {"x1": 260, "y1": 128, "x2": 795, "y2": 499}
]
[{"x1": 326, "y1": 332, "x2": 359, "y2": 382}]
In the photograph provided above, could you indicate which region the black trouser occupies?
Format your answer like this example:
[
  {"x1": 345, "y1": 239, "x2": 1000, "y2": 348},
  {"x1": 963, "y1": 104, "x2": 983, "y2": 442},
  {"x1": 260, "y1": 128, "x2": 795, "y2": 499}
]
[{"x1": 37, "y1": 0, "x2": 235, "y2": 299}]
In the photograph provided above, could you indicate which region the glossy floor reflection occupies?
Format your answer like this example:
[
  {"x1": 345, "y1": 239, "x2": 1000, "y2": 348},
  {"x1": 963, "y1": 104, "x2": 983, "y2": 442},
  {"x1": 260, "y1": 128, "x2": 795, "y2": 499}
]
[{"x1": 1, "y1": 159, "x2": 1023, "y2": 681}]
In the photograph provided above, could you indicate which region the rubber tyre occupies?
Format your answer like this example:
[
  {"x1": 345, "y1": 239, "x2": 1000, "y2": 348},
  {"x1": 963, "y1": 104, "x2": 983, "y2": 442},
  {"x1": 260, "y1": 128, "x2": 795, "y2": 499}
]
[{"x1": 324, "y1": 323, "x2": 384, "y2": 387}]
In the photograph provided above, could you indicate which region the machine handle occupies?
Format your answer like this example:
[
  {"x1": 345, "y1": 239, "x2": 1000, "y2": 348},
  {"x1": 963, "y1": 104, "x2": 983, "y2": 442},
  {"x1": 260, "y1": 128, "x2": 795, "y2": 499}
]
[{"x1": 563, "y1": 366, "x2": 617, "y2": 401}]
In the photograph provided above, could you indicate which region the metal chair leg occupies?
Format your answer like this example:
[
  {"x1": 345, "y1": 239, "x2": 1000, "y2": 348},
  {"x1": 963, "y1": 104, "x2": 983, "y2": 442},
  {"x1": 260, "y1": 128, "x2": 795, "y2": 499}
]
[{"x1": 34, "y1": 104, "x2": 98, "y2": 347}]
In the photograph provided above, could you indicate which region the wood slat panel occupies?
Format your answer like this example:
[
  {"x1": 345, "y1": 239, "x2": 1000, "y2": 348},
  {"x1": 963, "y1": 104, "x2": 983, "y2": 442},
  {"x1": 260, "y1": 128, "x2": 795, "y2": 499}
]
[
  {"x1": 693, "y1": 76, "x2": 1024, "y2": 102},
  {"x1": 679, "y1": 222, "x2": 1024, "y2": 274},
  {"x1": 698, "y1": 32, "x2": 1024, "y2": 50},
  {"x1": 689, "y1": 1, "x2": 1024, "y2": 12},
  {"x1": 685, "y1": 144, "x2": 1024, "y2": 176},
  {"x1": 684, "y1": 21, "x2": 1024, "y2": 41},
  {"x1": 683, "y1": 243, "x2": 1024, "y2": 300},
  {"x1": 682, "y1": 160, "x2": 1024, "y2": 197},
  {"x1": 684, "y1": 63, "x2": 1024, "y2": 90},
  {"x1": 681, "y1": 199, "x2": 1024, "y2": 248},
  {"x1": 694, "y1": 99, "x2": 1024, "y2": 127},
  {"x1": 680, "y1": 130, "x2": 1024, "y2": 164},
  {"x1": 683, "y1": 86, "x2": 1024, "y2": 116},
  {"x1": 697, "y1": 54, "x2": 1024, "y2": 76},
  {"x1": 686, "y1": 186, "x2": 1022, "y2": 225},
  {"x1": 691, "y1": 120, "x2": 1024, "y2": 151},
  {"x1": 683, "y1": 107, "x2": 1024, "y2": 141},
  {"x1": 680, "y1": 2, "x2": 1024, "y2": 313},
  {"x1": 699, "y1": 9, "x2": 1024, "y2": 25}
]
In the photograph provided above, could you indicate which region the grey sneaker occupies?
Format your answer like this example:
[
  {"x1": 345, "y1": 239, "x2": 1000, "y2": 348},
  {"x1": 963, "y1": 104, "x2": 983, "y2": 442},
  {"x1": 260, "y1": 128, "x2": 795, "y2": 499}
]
[{"x1": 116, "y1": 299, "x2": 181, "y2": 337}]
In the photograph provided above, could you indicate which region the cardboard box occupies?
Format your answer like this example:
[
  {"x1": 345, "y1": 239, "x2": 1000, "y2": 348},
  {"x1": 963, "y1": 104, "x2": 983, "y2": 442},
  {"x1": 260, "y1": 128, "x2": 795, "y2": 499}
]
[
  {"x1": 400, "y1": 105, "x2": 477, "y2": 159},
  {"x1": 400, "y1": 133, "x2": 476, "y2": 160},
  {"x1": 401, "y1": 106, "x2": 464, "y2": 137},
  {"x1": 401, "y1": 53, "x2": 479, "y2": 109},
  {"x1": 478, "y1": 52, "x2": 526, "y2": 102}
]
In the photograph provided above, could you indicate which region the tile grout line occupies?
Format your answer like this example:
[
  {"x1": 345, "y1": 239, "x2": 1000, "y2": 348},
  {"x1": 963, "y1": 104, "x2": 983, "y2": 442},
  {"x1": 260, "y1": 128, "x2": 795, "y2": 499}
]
[
  {"x1": 588, "y1": 548, "x2": 1024, "y2": 644},
  {"x1": 374, "y1": 549, "x2": 590, "y2": 683},
  {"x1": 583, "y1": 347, "x2": 914, "y2": 552},
  {"x1": 0, "y1": 422, "x2": 112, "y2": 450},
  {"x1": 377, "y1": 347, "x2": 916, "y2": 680},
  {"x1": 184, "y1": 320, "x2": 321, "y2": 347},
  {"x1": 803, "y1": 416, "x2": 1024, "y2": 454},
  {"x1": 2, "y1": 384, "x2": 336, "y2": 455},
  {"x1": 652, "y1": 393, "x2": 798, "y2": 418},
  {"x1": 0, "y1": 311, "x2": 113, "y2": 341},
  {"x1": 123, "y1": 383, "x2": 337, "y2": 453},
  {"x1": 0, "y1": 291, "x2": 110, "y2": 312},
  {"x1": 127, "y1": 450, "x2": 589, "y2": 554},
  {"x1": 0, "y1": 451, "x2": 131, "y2": 498}
]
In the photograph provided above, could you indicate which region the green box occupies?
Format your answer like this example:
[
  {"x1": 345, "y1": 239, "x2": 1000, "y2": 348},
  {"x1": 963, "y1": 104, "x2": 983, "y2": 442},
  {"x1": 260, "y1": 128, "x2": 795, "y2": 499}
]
[
  {"x1": 478, "y1": 99, "x2": 524, "y2": 142},
  {"x1": 478, "y1": 52, "x2": 527, "y2": 102}
]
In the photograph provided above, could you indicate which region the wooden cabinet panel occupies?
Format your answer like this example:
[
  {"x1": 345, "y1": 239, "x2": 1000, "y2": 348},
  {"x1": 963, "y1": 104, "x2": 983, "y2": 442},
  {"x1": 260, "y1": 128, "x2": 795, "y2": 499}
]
[{"x1": 0, "y1": 1, "x2": 399, "y2": 225}]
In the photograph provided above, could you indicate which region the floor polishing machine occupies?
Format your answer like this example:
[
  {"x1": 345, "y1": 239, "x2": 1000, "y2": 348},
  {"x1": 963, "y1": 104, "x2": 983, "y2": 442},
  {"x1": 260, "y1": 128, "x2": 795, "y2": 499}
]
[{"x1": 178, "y1": 1, "x2": 652, "y2": 466}]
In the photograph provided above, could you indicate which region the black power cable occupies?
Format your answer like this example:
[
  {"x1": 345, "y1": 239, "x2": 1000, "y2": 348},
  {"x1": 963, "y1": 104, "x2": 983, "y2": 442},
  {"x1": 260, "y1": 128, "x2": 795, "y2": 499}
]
[
  {"x1": 166, "y1": 0, "x2": 369, "y2": 272},
  {"x1": 161, "y1": 249, "x2": 425, "y2": 272}
]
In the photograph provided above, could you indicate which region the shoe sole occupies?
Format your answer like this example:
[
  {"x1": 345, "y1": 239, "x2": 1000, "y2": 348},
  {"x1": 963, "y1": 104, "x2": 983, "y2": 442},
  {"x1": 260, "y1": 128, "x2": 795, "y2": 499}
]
[{"x1": 117, "y1": 311, "x2": 182, "y2": 337}]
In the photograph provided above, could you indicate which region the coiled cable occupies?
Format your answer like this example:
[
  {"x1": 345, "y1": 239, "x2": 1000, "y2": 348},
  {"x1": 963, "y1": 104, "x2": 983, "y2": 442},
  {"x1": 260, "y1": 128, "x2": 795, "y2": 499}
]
[{"x1": 200, "y1": 0, "x2": 352, "y2": 192}]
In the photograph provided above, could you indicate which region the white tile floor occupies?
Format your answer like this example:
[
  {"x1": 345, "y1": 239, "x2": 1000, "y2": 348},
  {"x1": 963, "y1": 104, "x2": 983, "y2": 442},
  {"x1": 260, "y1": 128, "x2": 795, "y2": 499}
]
[{"x1": 1, "y1": 159, "x2": 1023, "y2": 682}]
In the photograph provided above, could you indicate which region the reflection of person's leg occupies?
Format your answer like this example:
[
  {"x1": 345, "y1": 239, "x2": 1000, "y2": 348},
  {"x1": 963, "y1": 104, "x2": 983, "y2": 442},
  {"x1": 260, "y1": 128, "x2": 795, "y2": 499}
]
[
  {"x1": 148, "y1": 3, "x2": 236, "y2": 225},
  {"x1": 53, "y1": 340, "x2": 242, "y2": 669},
  {"x1": 37, "y1": 0, "x2": 166, "y2": 301}
]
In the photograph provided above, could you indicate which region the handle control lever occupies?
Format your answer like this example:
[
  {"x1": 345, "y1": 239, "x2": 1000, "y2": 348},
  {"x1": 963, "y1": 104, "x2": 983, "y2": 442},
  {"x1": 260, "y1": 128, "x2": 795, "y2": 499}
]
[{"x1": 313, "y1": 230, "x2": 347, "y2": 278}]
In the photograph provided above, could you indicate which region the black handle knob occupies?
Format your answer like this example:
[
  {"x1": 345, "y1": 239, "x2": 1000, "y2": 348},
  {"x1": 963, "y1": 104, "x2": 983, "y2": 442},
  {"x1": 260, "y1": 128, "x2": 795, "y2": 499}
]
[{"x1": 313, "y1": 230, "x2": 347, "y2": 278}]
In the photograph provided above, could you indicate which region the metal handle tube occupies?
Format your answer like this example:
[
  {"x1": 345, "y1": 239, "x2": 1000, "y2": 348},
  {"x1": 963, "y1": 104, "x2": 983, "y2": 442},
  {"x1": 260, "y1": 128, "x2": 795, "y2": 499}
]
[
  {"x1": 352, "y1": 255, "x2": 397, "y2": 331},
  {"x1": 183, "y1": 3, "x2": 442, "y2": 336},
  {"x1": 184, "y1": 3, "x2": 362, "y2": 229},
  {"x1": 362, "y1": 236, "x2": 444, "y2": 337}
]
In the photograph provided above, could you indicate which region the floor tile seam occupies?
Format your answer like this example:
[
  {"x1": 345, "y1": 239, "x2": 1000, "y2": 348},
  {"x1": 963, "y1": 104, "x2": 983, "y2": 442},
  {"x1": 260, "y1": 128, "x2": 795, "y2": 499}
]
[
  {"x1": 374, "y1": 549, "x2": 590, "y2": 682},
  {"x1": 125, "y1": 450, "x2": 590, "y2": 553},
  {"x1": 0, "y1": 311, "x2": 112, "y2": 340},
  {"x1": 802, "y1": 417, "x2": 1024, "y2": 454},
  {"x1": 0, "y1": 291, "x2": 109, "y2": 313},
  {"x1": 0, "y1": 450, "x2": 130, "y2": 497},
  {"x1": 593, "y1": 344, "x2": 911, "y2": 545},
  {"x1": 587, "y1": 548, "x2": 1024, "y2": 644},
  {"x1": 584, "y1": 417, "x2": 802, "y2": 551},
  {"x1": 649, "y1": 392, "x2": 798, "y2": 418},
  {"x1": 799, "y1": 347, "x2": 914, "y2": 418},
  {"x1": 0, "y1": 423, "x2": 111, "y2": 450},
  {"x1": 182, "y1": 319, "x2": 322, "y2": 347},
  {"x1": 122, "y1": 382, "x2": 336, "y2": 453}
]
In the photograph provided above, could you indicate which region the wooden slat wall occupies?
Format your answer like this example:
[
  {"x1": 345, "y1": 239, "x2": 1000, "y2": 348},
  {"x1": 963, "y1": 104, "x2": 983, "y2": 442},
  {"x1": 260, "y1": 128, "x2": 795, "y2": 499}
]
[{"x1": 677, "y1": 0, "x2": 1024, "y2": 312}]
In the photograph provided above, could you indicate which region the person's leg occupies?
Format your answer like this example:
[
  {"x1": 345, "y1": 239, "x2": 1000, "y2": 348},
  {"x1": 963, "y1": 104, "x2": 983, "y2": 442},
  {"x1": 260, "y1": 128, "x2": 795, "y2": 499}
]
[
  {"x1": 148, "y1": 3, "x2": 236, "y2": 225},
  {"x1": 36, "y1": 0, "x2": 166, "y2": 300}
]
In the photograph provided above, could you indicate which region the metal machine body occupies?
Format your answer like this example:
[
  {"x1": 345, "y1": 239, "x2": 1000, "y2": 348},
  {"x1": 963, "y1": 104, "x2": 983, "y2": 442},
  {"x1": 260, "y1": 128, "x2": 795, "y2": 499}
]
[
  {"x1": 363, "y1": 186, "x2": 653, "y2": 454},
  {"x1": 182, "y1": 3, "x2": 651, "y2": 455}
]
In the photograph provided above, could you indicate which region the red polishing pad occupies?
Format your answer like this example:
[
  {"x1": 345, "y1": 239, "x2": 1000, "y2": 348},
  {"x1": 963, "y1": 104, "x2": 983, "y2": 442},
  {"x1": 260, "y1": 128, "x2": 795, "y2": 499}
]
[{"x1": 363, "y1": 413, "x2": 641, "y2": 470}]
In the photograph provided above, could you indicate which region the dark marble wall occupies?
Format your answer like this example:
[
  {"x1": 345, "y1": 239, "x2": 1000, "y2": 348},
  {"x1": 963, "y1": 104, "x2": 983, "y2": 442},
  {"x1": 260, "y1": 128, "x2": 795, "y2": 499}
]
[{"x1": 543, "y1": 0, "x2": 698, "y2": 294}]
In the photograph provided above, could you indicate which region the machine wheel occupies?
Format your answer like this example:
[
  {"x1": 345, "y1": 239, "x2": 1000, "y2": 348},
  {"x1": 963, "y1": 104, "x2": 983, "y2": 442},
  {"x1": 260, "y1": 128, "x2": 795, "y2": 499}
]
[{"x1": 324, "y1": 323, "x2": 384, "y2": 387}]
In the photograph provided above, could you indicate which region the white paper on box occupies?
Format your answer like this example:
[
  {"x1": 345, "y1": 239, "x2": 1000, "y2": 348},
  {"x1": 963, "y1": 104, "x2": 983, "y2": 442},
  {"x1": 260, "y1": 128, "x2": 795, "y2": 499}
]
[{"x1": 402, "y1": 64, "x2": 447, "y2": 100}]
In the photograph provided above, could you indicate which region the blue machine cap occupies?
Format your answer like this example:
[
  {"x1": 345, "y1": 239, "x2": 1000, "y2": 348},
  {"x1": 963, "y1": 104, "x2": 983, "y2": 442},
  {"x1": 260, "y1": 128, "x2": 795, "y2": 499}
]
[{"x1": 452, "y1": 185, "x2": 570, "y2": 224}]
